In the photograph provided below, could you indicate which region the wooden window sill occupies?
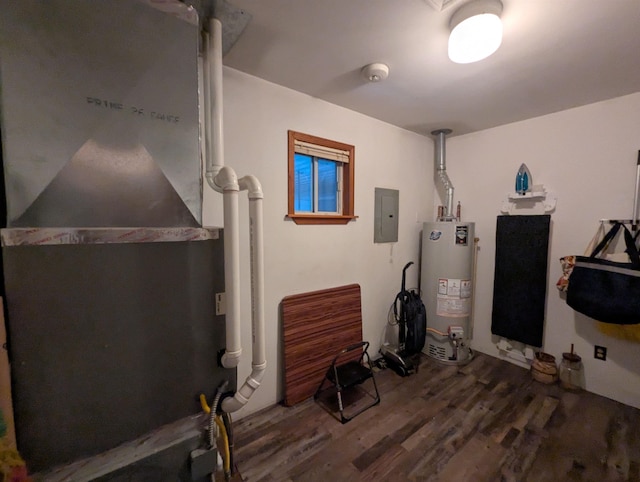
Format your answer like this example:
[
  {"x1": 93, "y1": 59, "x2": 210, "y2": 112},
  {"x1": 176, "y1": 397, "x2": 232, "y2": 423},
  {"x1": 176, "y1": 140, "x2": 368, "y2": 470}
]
[{"x1": 286, "y1": 214, "x2": 358, "y2": 225}]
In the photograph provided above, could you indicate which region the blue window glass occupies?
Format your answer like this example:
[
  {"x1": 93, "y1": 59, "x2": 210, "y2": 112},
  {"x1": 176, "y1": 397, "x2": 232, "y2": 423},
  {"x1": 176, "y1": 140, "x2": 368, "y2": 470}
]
[
  {"x1": 317, "y1": 159, "x2": 338, "y2": 212},
  {"x1": 294, "y1": 153, "x2": 313, "y2": 212},
  {"x1": 294, "y1": 153, "x2": 340, "y2": 213}
]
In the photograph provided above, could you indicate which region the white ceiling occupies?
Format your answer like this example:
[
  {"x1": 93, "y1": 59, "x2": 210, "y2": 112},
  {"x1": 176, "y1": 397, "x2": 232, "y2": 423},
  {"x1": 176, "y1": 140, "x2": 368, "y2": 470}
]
[{"x1": 222, "y1": 0, "x2": 640, "y2": 137}]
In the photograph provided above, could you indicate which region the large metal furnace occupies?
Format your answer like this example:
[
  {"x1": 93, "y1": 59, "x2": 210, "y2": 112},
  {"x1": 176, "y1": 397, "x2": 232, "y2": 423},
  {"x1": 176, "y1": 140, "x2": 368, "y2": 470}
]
[{"x1": 0, "y1": 1, "x2": 235, "y2": 475}]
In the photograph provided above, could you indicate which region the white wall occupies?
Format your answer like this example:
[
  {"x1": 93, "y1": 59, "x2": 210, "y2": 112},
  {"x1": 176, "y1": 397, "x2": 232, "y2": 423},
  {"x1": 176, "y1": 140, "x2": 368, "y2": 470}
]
[
  {"x1": 203, "y1": 68, "x2": 433, "y2": 417},
  {"x1": 206, "y1": 67, "x2": 640, "y2": 415},
  {"x1": 444, "y1": 92, "x2": 640, "y2": 409}
]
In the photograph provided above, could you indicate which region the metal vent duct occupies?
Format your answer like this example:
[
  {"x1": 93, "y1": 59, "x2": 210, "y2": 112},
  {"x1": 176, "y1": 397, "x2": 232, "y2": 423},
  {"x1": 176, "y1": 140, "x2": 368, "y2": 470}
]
[
  {"x1": 431, "y1": 128, "x2": 455, "y2": 220},
  {"x1": 0, "y1": 0, "x2": 202, "y2": 228}
]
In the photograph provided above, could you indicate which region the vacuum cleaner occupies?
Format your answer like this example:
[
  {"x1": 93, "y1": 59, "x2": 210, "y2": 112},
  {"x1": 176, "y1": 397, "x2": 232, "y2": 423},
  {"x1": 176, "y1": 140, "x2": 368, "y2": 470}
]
[{"x1": 380, "y1": 262, "x2": 427, "y2": 376}]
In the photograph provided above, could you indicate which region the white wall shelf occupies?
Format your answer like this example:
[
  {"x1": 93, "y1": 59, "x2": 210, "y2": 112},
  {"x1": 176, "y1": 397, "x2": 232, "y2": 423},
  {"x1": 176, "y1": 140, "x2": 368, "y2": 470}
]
[
  {"x1": 508, "y1": 191, "x2": 546, "y2": 201},
  {"x1": 501, "y1": 187, "x2": 557, "y2": 215}
]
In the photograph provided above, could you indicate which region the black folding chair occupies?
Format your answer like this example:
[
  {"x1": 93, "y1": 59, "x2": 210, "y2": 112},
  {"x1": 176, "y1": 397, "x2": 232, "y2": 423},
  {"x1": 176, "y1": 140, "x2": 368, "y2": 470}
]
[{"x1": 314, "y1": 341, "x2": 380, "y2": 423}]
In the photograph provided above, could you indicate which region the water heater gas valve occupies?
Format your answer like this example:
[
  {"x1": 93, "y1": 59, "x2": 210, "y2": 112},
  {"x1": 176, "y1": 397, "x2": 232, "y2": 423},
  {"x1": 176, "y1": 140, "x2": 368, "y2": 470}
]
[{"x1": 448, "y1": 325, "x2": 465, "y2": 340}]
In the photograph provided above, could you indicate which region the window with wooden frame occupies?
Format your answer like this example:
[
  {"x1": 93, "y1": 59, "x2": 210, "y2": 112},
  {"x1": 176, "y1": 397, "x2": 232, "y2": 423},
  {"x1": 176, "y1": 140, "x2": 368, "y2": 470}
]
[{"x1": 287, "y1": 130, "x2": 356, "y2": 225}]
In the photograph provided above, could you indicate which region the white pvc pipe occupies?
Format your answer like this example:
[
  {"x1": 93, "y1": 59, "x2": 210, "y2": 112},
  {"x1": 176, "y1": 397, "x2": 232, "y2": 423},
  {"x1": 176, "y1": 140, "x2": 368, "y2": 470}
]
[
  {"x1": 202, "y1": 18, "x2": 242, "y2": 370},
  {"x1": 220, "y1": 365, "x2": 265, "y2": 413},
  {"x1": 239, "y1": 175, "x2": 264, "y2": 200},
  {"x1": 202, "y1": 15, "x2": 267, "y2": 412},
  {"x1": 205, "y1": 17, "x2": 225, "y2": 192},
  {"x1": 202, "y1": 29, "x2": 211, "y2": 174},
  {"x1": 215, "y1": 167, "x2": 242, "y2": 369},
  {"x1": 248, "y1": 196, "x2": 265, "y2": 366},
  {"x1": 203, "y1": 18, "x2": 242, "y2": 368},
  {"x1": 222, "y1": 175, "x2": 266, "y2": 413},
  {"x1": 241, "y1": 176, "x2": 265, "y2": 368}
]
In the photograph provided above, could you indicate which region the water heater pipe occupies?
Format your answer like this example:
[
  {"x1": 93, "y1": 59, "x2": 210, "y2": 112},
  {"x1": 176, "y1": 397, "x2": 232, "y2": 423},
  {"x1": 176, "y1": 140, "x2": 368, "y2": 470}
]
[
  {"x1": 203, "y1": 17, "x2": 267, "y2": 411},
  {"x1": 431, "y1": 129, "x2": 454, "y2": 220}
]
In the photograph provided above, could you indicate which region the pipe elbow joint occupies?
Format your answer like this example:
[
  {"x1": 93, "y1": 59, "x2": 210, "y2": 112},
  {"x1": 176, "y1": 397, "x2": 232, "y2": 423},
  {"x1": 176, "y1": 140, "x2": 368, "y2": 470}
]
[
  {"x1": 221, "y1": 392, "x2": 249, "y2": 413},
  {"x1": 205, "y1": 169, "x2": 222, "y2": 193},
  {"x1": 214, "y1": 166, "x2": 239, "y2": 192},
  {"x1": 220, "y1": 365, "x2": 266, "y2": 413},
  {"x1": 239, "y1": 175, "x2": 264, "y2": 199},
  {"x1": 221, "y1": 348, "x2": 242, "y2": 369}
]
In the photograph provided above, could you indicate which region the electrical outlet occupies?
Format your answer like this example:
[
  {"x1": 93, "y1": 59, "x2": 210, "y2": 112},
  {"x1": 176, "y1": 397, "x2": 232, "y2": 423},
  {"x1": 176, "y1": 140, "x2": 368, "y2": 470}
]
[{"x1": 594, "y1": 345, "x2": 607, "y2": 361}]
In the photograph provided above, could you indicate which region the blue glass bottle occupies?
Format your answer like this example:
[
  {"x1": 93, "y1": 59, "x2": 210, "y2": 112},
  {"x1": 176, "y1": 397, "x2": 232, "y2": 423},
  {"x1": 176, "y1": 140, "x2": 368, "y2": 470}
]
[{"x1": 515, "y1": 163, "x2": 531, "y2": 195}]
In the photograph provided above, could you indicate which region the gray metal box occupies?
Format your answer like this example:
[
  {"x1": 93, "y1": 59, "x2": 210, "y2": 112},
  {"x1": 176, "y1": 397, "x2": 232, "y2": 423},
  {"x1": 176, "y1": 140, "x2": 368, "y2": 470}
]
[
  {"x1": 374, "y1": 188, "x2": 399, "y2": 243},
  {"x1": 3, "y1": 233, "x2": 233, "y2": 473}
]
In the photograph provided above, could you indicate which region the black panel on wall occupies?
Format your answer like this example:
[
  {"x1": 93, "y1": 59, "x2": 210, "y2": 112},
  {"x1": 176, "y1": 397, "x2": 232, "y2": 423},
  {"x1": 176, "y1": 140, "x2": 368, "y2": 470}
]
[
  {"x1": 491, "y1": 215, "x2": 551, "y2": 348},
  {"x1": 3, "y1": 238, "x2": 232, "y2": 472}
]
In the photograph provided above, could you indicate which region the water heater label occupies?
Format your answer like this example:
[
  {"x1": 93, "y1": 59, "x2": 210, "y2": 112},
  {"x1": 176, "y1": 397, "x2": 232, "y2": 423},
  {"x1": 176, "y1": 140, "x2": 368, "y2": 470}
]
[
  {"x1": 455, "y1": 225, "x2": 469, "y2": 245},
  {"x1": 460, "y1": 280, "x2": 472, "y2": 298},
  {"x1": 436, "y1": 297, "x2": 470, "y2": 317},
  {"x1": 436, "y1": 278, "x2": 472, "y2": 317},
  {"x1": 429, "y1": 230, "x2": 442, "y2": 241}
]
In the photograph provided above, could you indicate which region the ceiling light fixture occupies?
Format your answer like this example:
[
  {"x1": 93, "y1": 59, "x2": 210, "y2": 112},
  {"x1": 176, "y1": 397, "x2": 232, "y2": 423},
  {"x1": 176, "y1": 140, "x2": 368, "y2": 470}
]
[
  {"x1": 361, "y1": 63, "x2": 389, "y2": 82},
  {"x1": 448, "y1": 0, "x2": 503, "y2": 64}
]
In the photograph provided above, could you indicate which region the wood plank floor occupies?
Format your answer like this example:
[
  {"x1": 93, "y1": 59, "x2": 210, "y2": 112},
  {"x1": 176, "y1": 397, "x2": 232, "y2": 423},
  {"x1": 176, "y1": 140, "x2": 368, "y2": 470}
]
[{"x1": 232, "y1": 353, "x2": 640, "y2": 481}]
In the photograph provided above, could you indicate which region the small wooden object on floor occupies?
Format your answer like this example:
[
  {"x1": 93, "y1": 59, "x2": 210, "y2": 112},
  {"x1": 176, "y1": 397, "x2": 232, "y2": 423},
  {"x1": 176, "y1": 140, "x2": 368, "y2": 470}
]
[{"x1": 531, "y1": 352, "x2": 558, "y2": 384}]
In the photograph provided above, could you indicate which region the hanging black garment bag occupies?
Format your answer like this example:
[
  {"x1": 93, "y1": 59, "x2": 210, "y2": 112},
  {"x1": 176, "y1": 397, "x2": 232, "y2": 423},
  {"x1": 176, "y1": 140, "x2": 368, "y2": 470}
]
[{"x1": 567, "y1": 222, "x2": 640, "y2": 324}]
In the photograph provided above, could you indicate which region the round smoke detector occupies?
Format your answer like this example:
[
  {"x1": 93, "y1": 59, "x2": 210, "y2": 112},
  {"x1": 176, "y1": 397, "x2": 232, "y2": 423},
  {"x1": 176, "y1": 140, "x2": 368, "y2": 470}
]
[{"x1": 361, "y1": 62, "x2": 389, "y2": 82}]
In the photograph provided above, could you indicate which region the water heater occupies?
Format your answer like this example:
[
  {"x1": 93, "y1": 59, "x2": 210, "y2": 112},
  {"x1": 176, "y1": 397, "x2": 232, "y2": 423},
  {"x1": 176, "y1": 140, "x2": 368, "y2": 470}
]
[{"x1": 421, "y1": 221, "x2": 475, "y2": 364}]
